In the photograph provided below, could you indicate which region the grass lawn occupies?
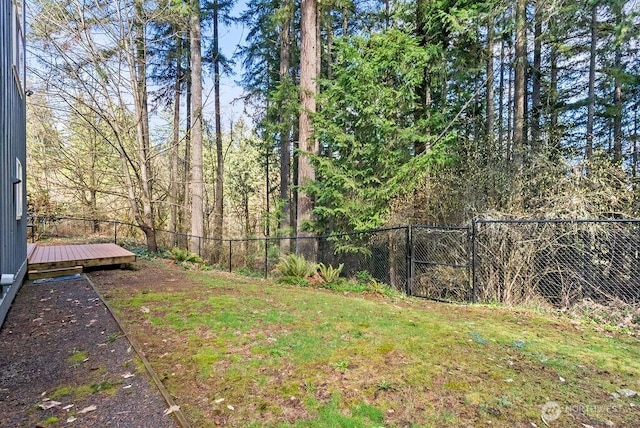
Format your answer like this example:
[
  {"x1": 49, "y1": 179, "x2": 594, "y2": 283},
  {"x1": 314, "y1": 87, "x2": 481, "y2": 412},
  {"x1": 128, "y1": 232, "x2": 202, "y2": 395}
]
[{"x1": 93, "y1": 260, "x2": 640, "y2": 427}]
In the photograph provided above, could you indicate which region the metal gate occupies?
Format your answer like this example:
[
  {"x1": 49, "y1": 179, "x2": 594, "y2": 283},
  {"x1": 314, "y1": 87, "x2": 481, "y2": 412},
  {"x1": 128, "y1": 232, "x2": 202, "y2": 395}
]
[{"x1": 410, "y1": 226, "x2": 471, "y2": 302}]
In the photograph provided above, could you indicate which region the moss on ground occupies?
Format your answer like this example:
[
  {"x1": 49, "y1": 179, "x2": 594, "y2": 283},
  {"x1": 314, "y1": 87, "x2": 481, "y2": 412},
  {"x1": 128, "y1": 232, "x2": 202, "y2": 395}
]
[{"x1": 100, "y1": 264, "x2": 640, "y2": 427}]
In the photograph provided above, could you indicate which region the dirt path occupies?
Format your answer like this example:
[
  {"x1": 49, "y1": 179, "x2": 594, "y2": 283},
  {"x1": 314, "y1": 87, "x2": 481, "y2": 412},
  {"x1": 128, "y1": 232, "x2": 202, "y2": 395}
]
[{"x1": 0, "y1": 275, "x2": 178, "y2": 427}]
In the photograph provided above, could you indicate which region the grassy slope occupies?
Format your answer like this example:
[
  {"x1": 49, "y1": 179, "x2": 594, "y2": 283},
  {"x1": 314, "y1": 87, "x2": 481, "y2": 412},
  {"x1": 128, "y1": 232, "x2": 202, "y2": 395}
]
[{"x1": 101, "y1": 263, "x2": 640, "y2": 427}]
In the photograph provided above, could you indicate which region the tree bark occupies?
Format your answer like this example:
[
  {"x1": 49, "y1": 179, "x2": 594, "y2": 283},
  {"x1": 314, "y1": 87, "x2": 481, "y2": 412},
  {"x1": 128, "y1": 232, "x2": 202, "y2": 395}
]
[
  {"x1": 513, "y1": 0, "x2": 527, "y2": 170},
  {"x1": 169, "y1": 32, "x2": 182, "y2": 245},
  {"x1": 183, "y1": 41, "x2": 192, "y2": 235},
  {"x1": 189, "y1": 0, "x2": 204, "y2": 254},
  {"x1": 213, "y1": 0, "x2": 224, "y2": 260},
  {"x1": 612, "y1": 4, "x2": 623, "y2": 163},
  {"x1": 279, "y1": 0, "x2": 292, "y2": 252},
  {"x1": 414, "y1": 0, "x2": 431, "y2": 155},
  {"x1": 296, "y1": 0, "x2": 318, "y2": 258},
  {"x1": 633, "y1": 108, "x2": 638, "y2": 180},
  {"x1": 498, "y1": 20, "x2": 505, "y2": 154},
  {"x1": 531, "y1": 2, "x2": 542, "y2": 150},
  {"x1": 485, "y1": 18, "x2": 495, "y2": 151},
  {"x1": 586, "y1": 5, "x2": 597, "y2": 161},
  {"x1": 550, "y1": 15, "x2": 559, "y2": 151},
  {"x1": 131, "y1": 1, "x2": 157, "y2": 252}
]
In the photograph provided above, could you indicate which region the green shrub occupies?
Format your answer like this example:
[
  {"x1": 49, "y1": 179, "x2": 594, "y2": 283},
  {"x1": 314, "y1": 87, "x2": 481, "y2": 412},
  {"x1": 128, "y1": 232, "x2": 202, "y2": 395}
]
[
  {"x1": 366, "y1": 279, "x2": 397, "y2": 297},
  {"x1": 317, "y1": 263, "x2": 344, "y2": 284},
  {"x1": 276, "y1": 254, "x2": 317, "y2": 278},
  {"x1": 237, "y1": 266, "x2": 264, "y2": 278},
  {"x1": 132, "y1": 245, "x2": 168, "y2": 259},
  {"x1": 355, "y1": 270, "x2": 374, "y2": 285},
  {"x1": 278, "y1": 276, "x2": 310, "y2": 287}
]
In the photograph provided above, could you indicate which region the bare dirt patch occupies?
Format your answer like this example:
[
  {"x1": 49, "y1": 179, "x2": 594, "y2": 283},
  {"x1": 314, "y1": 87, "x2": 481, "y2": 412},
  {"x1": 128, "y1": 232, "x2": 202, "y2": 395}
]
[{"x1": 0, "y1": 276, "x2": 177, "y2": 427}]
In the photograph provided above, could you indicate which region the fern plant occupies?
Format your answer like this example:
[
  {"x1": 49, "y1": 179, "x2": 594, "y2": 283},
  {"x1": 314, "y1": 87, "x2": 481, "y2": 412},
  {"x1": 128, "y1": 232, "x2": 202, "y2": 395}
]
[
  {"x1": 276, "y1": 254, "x2": 317, "y2": 279},
  {"x1": 317, "y1": 263, "x2": 344, "y2": 284},
  {"x1": 169, "y1": 247, "x2": 205, "y2": 265}
]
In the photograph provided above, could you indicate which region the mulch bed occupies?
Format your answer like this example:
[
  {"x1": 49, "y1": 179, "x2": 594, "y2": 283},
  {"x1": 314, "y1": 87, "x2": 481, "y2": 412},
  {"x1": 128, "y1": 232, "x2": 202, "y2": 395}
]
[{"x1": 0, "y1": 275, "x2": 178, "y2": 427}]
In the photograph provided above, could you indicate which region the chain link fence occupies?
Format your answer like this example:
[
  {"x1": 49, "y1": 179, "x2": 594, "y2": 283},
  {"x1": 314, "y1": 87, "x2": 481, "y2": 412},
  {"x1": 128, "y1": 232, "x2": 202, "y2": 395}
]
[
  {"x1": 410, "y1": 226, "x2": 471, "y2": 302},
  {"x1": 473, "y1": 219, "x2": 640, "y2": 307},
  {"x1": 30, "y1": 216, "x2": 640, "y2": 309}
]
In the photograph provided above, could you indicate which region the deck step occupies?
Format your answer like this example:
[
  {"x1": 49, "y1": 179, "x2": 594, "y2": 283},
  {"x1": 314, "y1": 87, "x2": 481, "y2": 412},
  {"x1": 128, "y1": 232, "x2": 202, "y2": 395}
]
[{"x1": 28, "y1": 266, "x2": 83, "y2": 280}]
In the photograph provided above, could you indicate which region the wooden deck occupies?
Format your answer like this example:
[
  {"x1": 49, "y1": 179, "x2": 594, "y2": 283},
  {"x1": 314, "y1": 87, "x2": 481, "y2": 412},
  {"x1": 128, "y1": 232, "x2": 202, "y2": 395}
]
[{"x1": 28, "y1": 243, "x2": 136, "y2": 279}]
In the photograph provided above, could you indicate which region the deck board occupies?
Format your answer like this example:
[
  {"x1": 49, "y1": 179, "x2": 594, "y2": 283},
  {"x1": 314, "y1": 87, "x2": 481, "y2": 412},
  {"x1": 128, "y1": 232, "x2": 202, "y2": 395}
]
[{"x1": 28, "y1": 243, "x2": 136, "y2": 279}]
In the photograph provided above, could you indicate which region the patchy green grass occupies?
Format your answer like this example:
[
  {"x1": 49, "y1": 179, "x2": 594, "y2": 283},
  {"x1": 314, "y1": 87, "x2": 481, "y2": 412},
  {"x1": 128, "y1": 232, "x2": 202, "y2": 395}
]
[
  {"x1": 98, "y1": 263, "x2": 640, "y2": 427},
  {"x1": 67, "y1": 349, "x2": 88, "y2": 365},
  {"x1": 50, "y1": 380, "x2": 120, "y2": 401},
  {"x1": 41, "y1": 416, "x2": 59, "y2": 426}
]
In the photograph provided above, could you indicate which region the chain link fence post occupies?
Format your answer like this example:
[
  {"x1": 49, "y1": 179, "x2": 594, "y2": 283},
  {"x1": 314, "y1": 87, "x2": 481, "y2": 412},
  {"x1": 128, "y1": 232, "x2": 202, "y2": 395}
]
[
  {"x1": 264, "y1": 238, "x2": 268, "y2": 279},
  {"x1": 471, "y1": 218, "x2": 478, "y2": 303},
  {"x1": 405, "y1": 225, "x2": 412, "y2": 296}
]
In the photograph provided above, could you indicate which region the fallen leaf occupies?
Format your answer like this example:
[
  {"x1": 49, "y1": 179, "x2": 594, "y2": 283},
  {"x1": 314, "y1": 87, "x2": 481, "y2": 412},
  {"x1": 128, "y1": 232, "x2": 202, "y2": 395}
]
[
  {"x1": 78, "y1": 405, "x2": 97, "y2": 414},
  {"x1": 39, "y1": 400, "x2": 62, "y2": 410},
  {"x1": 214, "y1": 398, "x2": 225, "y2": 404},
  {"x1": 62, "y1": 404, "x2": 74, "y2": 410},
  {"x1": 617, "y1": 388, "x2": 638, "y2": 398},
  {"x1": 164, "y1": 405, "x2": 180, "y2": 415},
  {"x1": 227, "y1": 405, "x2": 235, "y2": 411},
  {"x1": 67, "y1": 417, "x2": 77, "y2": 423}
]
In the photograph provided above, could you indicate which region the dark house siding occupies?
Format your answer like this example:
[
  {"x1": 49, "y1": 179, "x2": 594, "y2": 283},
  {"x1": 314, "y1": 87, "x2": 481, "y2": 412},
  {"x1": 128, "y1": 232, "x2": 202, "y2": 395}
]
[{"x1": 0, "y1": 0, "x2": 28, "y2": 326}]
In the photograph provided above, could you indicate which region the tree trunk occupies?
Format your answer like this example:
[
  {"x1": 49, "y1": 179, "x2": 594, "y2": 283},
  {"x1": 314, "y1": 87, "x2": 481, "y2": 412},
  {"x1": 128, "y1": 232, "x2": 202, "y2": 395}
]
[
  {"x1": 507, "y1": 34, "x2": 514, "y2": 161},
  {"x1": 613, "y1": 63, "x2": 622, "y2": 163},
  {"x1": 633, "y1": 108, "x2": 638, "y2": 180},
  {"x1": 498, "y1": 23, "x2": 505, "y2": 154},
  {"x1": 485, "y1": 18, "x2": 495, "y2": 151},
  {"x1": 586, "y1": 5, "x2": 597, "y2": 161},
  {"x1": 132, "y1": 2, "x2": 157, "y2": 252},
  {"x1": 342, "y1": 5, "x2": 348, "y2": 36},
  {"x1": 513, "y1": 0, "x2": 526, "y2": 170},
  {"x1": 279, "y1": 0, "x2": 292, "y2": 253},
  {"x1": 612, "y1": 5, "x2": 623, "y2": 163},
  {"x1": 531, "y1": 2, "x2": 542, "y2": 150},
  {"x1": 296, "y1": 0, "x2": 318, "y2": 258},
  {"x1": 183, "y1": 43, "x2": 192, "y2": 235},
  {"x1": 550, "y1": 16, "x2": 559, "y2": 151},
  {"x1": 213, "y1": 0, "x2": 224, "y2": 261},
  {"x1": 190, "y1": 0, "x2": 204, "y2": 254},
  {"x1": 414, "y1": 0, "x2": 431, "y2": 155},
  {"x1": 170, "y1": 32, "x2": 182, "y2": 246},
  {"x1": 292, "y1": 125, "x2": 299, "y2": 239}
]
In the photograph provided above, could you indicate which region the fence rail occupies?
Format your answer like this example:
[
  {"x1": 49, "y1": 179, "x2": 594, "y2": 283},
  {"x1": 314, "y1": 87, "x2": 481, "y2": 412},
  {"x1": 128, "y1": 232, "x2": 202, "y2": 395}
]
[{"x1": 29, "y1": 215, "x2": 640, "y2": 309}]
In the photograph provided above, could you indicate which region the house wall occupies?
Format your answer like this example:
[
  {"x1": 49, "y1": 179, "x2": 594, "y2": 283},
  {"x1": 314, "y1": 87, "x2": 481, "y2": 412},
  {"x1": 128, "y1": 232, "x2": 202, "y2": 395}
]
[{"x1": 0, "y1": 0, "x2": 28, "y2": 326}]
